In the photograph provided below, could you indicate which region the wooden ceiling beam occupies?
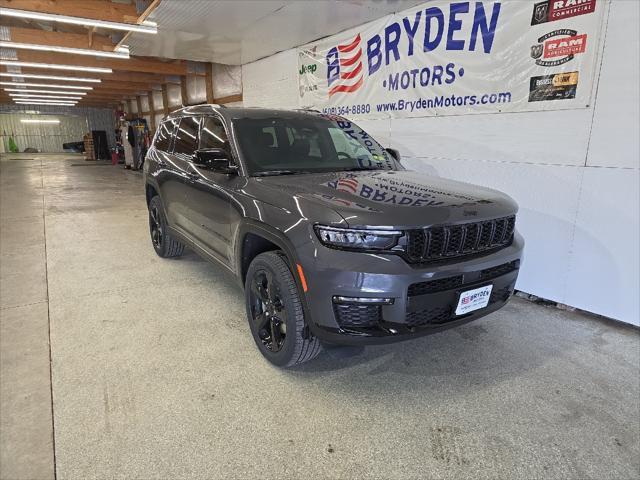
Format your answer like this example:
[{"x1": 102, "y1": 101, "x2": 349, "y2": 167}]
[
  {"x1": 11, "y1": 51, "x2": 189, "y2": 76},
  {"x1": 1, "y1": 79, "x2": 160, "y2": 91},
  {"x1": 94, "y1": 81, "x2": 162, "y2": 91},
  {"x1": 0, "y1": 66, "x2": 175, "y2": 85},
  {"x1": 0, "y1": 0, "x2": 140, "y2": 24},
  {"x1": 115, "y1": 0, "x2": 161, "y2": 50},
  {"x1": 7, "y1": 26, "x2": 116, "y2": 52},
  {"x1": 108, "y1": 71, "x2": 181, "y2": 84},
  {"x1": 87, "y1": 87, "x2": 153, "y2": 95}
]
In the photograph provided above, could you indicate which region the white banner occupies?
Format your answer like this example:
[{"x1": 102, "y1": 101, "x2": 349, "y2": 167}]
[{"x1": 297, "y1": 0, "x2": 606, "y2": 118}]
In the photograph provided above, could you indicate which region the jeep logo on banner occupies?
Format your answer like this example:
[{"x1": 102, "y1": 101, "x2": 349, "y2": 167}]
[{"x1": 297, "y1": 0, "x2": 606, "y2": 119}]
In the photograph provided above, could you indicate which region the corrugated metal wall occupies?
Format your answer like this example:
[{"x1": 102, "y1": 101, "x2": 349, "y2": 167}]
[
  {"x1": 0, "y1": 113, "x2": 86, "y2": 153},
  {"x1": 0, "y1": 104, "x2": 116, "y2": 153}
]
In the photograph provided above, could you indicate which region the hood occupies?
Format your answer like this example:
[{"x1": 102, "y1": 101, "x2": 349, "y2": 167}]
[{"x1": 253, "y1": 170, "x2": 518, "y2": 229}]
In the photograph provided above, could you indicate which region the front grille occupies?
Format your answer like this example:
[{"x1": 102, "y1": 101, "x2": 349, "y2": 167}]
[
  {"x1": 406, "y1": 215, "x2": 515, "y2": 263},
  {"x1": 408, "y1": 275, "x2": 463, "y2": 297},
  {"x1": 333, "y1": 303, "x2": 381, "y2": 328},
  {"x1": 480, "y1": 260, "x2": 519, "y2": 280},
  {"x1": 406, "y1": 306, "x2": 451, "y2": 327}
]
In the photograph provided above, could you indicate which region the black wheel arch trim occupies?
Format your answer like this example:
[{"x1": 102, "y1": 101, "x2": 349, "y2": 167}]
[{"x1": 234, "y1": 219, "x2": 320, "y2": 336}]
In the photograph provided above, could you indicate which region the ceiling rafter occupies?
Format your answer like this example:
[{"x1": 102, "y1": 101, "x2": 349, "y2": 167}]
[
  {"x1": 0, "y1": 0, "x2": 140, "y2": 24},
  {"x1": 7, "y1": 26, "x2": 116, "y2": 51},
  {"x1": 0, "y1": 0, "x2": 197, "y2": 109},
  {"x1": 8, "y1": 50, "x2": 189, "y2": 76},
  {"x1": 1, "y1": 67, "x2": 179, "y2": 85}
]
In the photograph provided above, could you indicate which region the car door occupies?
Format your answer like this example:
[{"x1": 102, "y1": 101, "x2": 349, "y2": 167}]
[
  {"x1": 152, "y1": 118, "x2": 186, "y2": 230},
  {"x1": 183, "y1": 115, "x2": 239, "y2": 264},
  {"x1": 164, "y1": 116, "x2": 200, "y2": 235}
]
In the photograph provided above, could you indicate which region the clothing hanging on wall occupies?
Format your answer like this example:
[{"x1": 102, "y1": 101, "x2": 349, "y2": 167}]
[
  {"x1": 122, "y1": 121, "x2": 134, "y2": 168},
  {"x1": 129, "y1": 119, "x2": 149, "y2": 170}
]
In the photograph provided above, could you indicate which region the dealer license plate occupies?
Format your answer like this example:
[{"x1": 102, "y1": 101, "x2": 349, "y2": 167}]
[{"x1": 455, "y1": 285, "x2": 493, "y2": 316}]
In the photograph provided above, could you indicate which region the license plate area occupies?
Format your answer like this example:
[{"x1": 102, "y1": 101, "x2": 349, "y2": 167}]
[{"x1": 455, "y1": 284, "x2": 493, "y2": 316}]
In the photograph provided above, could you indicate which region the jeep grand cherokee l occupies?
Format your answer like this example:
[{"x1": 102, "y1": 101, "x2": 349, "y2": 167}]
[{"x1": 144, "y1": 105, "x2": 524, "y2": 367}]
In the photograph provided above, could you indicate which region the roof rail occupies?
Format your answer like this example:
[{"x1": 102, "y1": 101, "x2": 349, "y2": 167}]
[{"x1": 181, "y1": 103, "x2": 226, "y2": 108}]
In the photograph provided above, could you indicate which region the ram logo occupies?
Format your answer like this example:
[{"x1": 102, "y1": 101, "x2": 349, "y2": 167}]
[{"x1": 530, "y1": 44, "x2": 544, "y2": 59}]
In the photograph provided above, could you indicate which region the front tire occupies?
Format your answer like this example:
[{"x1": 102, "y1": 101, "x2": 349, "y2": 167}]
[
  {"x1": 245, "y1": 251, "x2": 322, "y2": 367},
  {"x1": 148, "y1": 196, "x2": 185, "y2": 258}
]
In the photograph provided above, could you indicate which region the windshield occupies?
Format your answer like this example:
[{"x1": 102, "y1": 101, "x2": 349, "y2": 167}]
[{"x1": 232, "y1": 115, "x2": 398, "y2": 176}]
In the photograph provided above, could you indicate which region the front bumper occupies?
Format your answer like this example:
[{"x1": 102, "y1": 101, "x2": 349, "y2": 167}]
[{"x1": 301, "y1": 232, "x2": 524, "y2": 345}]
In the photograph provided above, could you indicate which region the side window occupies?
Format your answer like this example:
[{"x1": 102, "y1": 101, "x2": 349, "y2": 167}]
[
  {"x1": 173, "y1": 116, "x2": 200, "y2": 156},
  {"x1": 154, "y1": 120, "x2": 175, "y2": 152},
  {"x1": 199, "y1": 116, "x2": 229, "y2": 151}
]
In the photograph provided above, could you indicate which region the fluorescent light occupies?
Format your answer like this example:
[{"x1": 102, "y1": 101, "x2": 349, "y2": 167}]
[
  {"x1": 0, "y1": 73, "x2": 101, "y2": 83},
  {"x1": 10, "y1": 94, "x2": 83, "y2": 100},
  {"x1": 13, "y1": 98, "x2": 77, "y2": 103},
  {"x1": 0, "y1": 61, "x2": 112, "y2": 74},
  {"x1": 4, "y1": 88, "x2": 87, "y2": 95},
  {"x1": 21, "y1": 119, "x2": 60, "y2": 124},
  {"x1": 0, "y1": 82, "x2": 92, "y2": 90},
  {"x1": 0, "y1": 41, "x2": 130, "y2": 59},
  {"x1": 14, "y1": 101, "x2": 76, "y2": 106},
  {"x1": 0, "y1": 8, "x2": 158, "y2": 34}
]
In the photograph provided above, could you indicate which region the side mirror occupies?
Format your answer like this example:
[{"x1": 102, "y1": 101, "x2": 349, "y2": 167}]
[
  {"x1": 194, "y1": 148, "x2": 238, "y2": 174},
  {"x1": 385, "y1": 147, "x2": 401, "y2": 162}
]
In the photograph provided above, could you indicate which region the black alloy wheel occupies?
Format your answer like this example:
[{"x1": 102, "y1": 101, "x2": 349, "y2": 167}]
[
  {"x1": 244, "y1": 251, "x2": 322, "y2": 366},
  {"x1": 249, "y1": 269, "x2": 287, "y2": 352},
  {"x1": 148, "y1": 196, "x2": 185, "y2": 258},
  {"x1": 149, "y1": 203, "x2": 163, "y2": 249}
]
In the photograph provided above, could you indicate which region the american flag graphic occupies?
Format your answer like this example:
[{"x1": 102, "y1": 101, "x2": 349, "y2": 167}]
[
  {"x1": 336, "y1": 177, "x2": 359, "y2": 193},
  {"x1": 326, "y1": 34, "x2": 364, "y2": 97}
]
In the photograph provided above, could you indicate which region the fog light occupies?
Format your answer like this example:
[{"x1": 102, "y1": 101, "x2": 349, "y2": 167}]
[{"x1": 332, "y1": 296, "x2": 394, "y2": 305}]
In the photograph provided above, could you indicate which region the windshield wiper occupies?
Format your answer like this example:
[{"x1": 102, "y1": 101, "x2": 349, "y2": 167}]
[
  {"x1": 253, "y1": 170, "x2": 302, "y2": 177},
  {"x1": 335, "y1": 166, "x2": 386, "y2": 172}
]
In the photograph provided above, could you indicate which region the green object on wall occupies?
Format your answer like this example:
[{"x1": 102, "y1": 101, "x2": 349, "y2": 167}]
[{"x1": 8, "y1": 136, "x2": 18, "y2": 153}]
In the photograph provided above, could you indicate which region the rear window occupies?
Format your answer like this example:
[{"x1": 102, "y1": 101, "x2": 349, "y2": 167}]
[
  {"x1": 173, "y1": 116, "x2": 200, "y2": 156},
  {"x1": 154, "y1": 120, "x2": 175, "y2": 152}
]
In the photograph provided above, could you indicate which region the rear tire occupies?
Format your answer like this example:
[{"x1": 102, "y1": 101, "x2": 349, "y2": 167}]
[
  {"x1": 245, "y1": 251, "x2": 322, "y2": 367},
  {"x1": 148, "y1": 196, "x2": 185, "y2": 258}
]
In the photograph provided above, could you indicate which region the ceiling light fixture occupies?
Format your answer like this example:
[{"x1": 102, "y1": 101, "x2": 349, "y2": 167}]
[
  {"x1": 0, "y1": 73, "x2": 101, "y2": 83},
  {"x1": 20, "y1": 119, "x2": 60, "y2": 124},
  {"x1": 14, "y1": 100, "x2": 76, "y2": 105},
  {"x1": 13, "y1": 98, "x2": 77, "y2": 103},
  {"x1": 0, "y1": 82, "x2": 92, "y2": 90},
  {"x1": 0, "y1": 8, "x2": 158, "y2": 34},
  {"x1": 0, "y1": 61, "x2": 112, "y2": 74},
  {"x1": 0, "y1": 41, "x2": 130, "y2": 59},
  {"x1": 10, "y1": 94, "x2": 83, "y2": 100},
  {"x1": 14, "y1": 102, "x2": 77, "y2": 107},
  {"x1": 4, "y1": 88, "x2": 87, "y2": 95}
]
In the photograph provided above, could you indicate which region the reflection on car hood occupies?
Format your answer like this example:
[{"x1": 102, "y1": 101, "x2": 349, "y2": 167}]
[{"x1": 254, "y1": 170, "x2": 518, "y2": 229}]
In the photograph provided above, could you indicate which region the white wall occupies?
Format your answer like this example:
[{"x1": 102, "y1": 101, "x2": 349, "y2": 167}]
[{"x1": 241, "y1": 1, "x2": 640, "y2": 325}]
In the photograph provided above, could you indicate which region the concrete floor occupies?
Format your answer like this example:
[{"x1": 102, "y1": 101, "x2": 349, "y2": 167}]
[{"x1": 0, "y1": 153, "x2": 638, "y2": 480}]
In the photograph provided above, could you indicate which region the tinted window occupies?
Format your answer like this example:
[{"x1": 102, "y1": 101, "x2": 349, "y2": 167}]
[
  {"x1": 173, "y1": 116, "x2": 200, "y2": 156},
  {"x1": 234, "y1": 116, "x2": 397, "y2": 175},
  {"x1": 154, "y1": 120, "x2": 175, "y2": 152},
  {"x1": 200, "y1": 116, "x2": 229, "y2": 151}
]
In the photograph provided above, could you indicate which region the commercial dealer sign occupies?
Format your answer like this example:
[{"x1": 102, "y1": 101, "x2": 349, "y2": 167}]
[{"x1": 297, "y1": 0, "x2": 606, "y2": 118}]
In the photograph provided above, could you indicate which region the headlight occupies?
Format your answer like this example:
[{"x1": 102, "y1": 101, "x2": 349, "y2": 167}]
[{"x1": 314, "y1": 225, "x2": 402, "y2": 250}]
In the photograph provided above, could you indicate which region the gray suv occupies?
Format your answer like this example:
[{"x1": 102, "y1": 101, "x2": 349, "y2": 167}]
[{"x1": 144, "y1": 105, "x2": 524, "y2": 366}]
